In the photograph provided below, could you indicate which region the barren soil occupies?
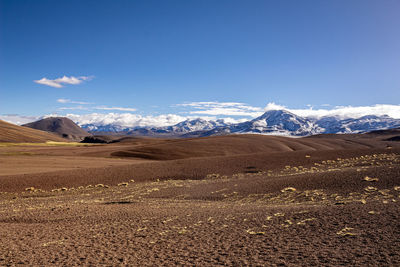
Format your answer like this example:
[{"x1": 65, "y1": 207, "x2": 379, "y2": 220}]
[{"x1": 0, "y1": 134, "x2": 399, "y2": 266}]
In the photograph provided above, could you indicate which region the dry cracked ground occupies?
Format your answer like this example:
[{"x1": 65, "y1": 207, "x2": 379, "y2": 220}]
[{"x1": 1, "y1": 153, "x2": 400, "y2": 266}]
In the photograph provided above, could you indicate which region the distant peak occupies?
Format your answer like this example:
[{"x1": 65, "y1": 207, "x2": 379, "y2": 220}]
[{"x1": 22, "y1": 116, "x2": 90, "y2": 141}]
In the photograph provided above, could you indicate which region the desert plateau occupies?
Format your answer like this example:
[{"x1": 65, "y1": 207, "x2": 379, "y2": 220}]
[{"x1": 1, "y1": 125, "x2": 400, "y2": 266}]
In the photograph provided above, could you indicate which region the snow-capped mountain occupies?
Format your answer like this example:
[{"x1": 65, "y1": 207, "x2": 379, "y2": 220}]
[
  {"x1": 81, "y1": 118, "x2": 231, "y2": 136},
  {"x1": 191, "y1": 110, "x2": 320, "y2": 137},
  {"x1": 126, "y1": 118, "x2": 231, "y2": 136},
  {"x1": 81, "y1": 110, "x2": 400, "y2": 137},
  {"x1": 80, "y1": 124, "x2": 132, "y2": 133},
  {"x1": 161, "y1": 118, "x2": 229, "y2": 133},
  {"x1": 233, "y1": 110, "x2": 322, "y2": 136},
  {"x1": 316, "y1": 115, "x2": 400, "y2": 134}
]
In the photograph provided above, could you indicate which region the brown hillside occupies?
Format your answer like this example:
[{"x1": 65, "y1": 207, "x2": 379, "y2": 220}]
[
  {"x1": 109, "y1": 134, "x2": 386, "y2": 160},
  {"x1": 0, "y1": 120, "x2": 66, "y2": 143}
]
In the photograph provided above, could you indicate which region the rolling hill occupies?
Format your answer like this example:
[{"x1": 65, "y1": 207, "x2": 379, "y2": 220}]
[
  {"x1": 108, "y1": 133, "x2": 386, "y2": 160},
  {"x1": 0, "y1": 120, "x2": 66, "y2": 143}
]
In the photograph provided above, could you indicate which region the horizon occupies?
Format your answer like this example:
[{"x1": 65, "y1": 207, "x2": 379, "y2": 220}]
[
  {"x1": 1, "y1": 0, "x2": 400, "y2": 126},
  {"x1": 2, "y1": 102, "x2": 400, "y2": 128}
]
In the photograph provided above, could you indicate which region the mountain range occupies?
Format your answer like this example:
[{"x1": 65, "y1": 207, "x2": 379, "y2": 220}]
[{"x1": 80, "y1": 110, "x2": 400, "y2": 137}]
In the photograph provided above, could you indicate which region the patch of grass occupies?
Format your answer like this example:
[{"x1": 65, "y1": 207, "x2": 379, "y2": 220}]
[
  {"x1": 364, "y1": 186, "x2": 378, "y2": 192},
  {"x1": 45, "y1": 141, "x2": 97, "y2": 147},
  {"x1": 363, "y1": 176, "x2": 379, "y2": 182},
  {"x1": 336, "y1": 227, "x2": 357, "y2": 237},
  {"x1": 42, "y1": 240, "x2": 64, "y2": 247},
  {"x1": 246, "y1": 229, "x2": 265, "y2": 235},
  {"x1": 0, "y1": 141, "x2": 98, "y2": 147},
  {"x1": 296, "y1": 218, "x2": 316, "y2": 225},
  {"x1": 281, "y1": 187, "x2": 296, "y2": 193}
]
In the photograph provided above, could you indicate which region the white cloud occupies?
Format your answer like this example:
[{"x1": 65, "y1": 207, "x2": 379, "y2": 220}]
[
  {"x1": 64, "y1": 113, "x2": 188, "y2": 128},
  {"x1": 263, "y1": 102, "x2": 287, "y2": 111},
  {"x1": 57, "y1": 105, "x2": 137, "y2": 112},
  {"x1": 57, "y1": 99, "x2": 70, "y2": 103},
  {"x1": 0, "y1": 114, "x2": 40, "y2": 125},
  {"x1": 64, "y1": 113, "x2": 247, "y2": 127},
  {"x1": 176, "y1": 101, "x2": 263, "y2": 117},
  {"x1": 264, "y1": 103, "x2": 400, "y2": 119},
  {"x1": 54, "y1": 76, "x2": 82, "y2": 85},
  {"x1": 34, "y1": 78, "x2": 63, "y2": 88},
  {"x1": 59, "y1": 106, "x2": 90, "y2": 111},
  {"x1": 219, "y1": 117, "x2": 248, "y2": 124},
  {"x1": 178, "y1": 101, "x2": 400, "y2": 120},
  {"x1": 57, "y1": 98, "x2": 92, "y2": 105},
  {"x1": 34, "y1": 75, "x2": 93, "y2": 88},
  {"x1": 94, "y1": 106, "x2": 137, "y2": 112}
]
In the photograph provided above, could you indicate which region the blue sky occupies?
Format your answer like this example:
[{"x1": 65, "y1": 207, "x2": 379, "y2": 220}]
[{"x1": 1, "y1": 0, "x2": 400, "y2": 125}]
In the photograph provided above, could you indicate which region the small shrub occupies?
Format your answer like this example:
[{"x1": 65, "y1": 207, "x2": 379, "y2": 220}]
[
  {"x1": 363, "y1": 176, "x2": 379, "y2": 182},
  {"x1": 364, "y1": 186, "x2": 377, "y2": 192},
  {"x1": 281, "y1": 187, "x2": 296, "y2": 193}
]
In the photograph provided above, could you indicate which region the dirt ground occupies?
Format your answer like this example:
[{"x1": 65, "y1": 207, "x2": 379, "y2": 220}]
[{"x1": 0, "y1": 135, "x2": 399, "y2": 266}]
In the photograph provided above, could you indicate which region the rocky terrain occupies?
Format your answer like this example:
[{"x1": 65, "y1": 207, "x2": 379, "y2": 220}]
[{"x1": 0, "y1": 132, "x2": 399, "y2": 265}]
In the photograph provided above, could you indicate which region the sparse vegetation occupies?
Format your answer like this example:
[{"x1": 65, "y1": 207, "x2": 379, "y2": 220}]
[
  {"x1": 0, "y1": 133, "x2": 399, "y2": 266},
  {"x1": 336, "y1": 227, "x2": 357, "y2": 237},
  {"x1": 363, "y1": 176, "x2": 379, "y2": 182},
  {"x1": 281, "y1": 187, "x2": 296, "y2": 193}
]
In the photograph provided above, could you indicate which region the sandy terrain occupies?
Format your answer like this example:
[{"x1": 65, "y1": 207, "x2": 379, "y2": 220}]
[{"x1": 0, "y1": 134, "x2": 399, "y2": 265}]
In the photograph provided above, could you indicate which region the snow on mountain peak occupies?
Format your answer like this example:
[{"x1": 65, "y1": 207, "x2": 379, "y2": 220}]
[{"x1": 80, "y1": 109, "x2": 400, "y2": 137}]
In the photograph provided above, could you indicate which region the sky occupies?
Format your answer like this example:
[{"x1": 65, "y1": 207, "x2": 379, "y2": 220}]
[{"x1": 1, "y1": 0, "x2": 400, "y2": 126}]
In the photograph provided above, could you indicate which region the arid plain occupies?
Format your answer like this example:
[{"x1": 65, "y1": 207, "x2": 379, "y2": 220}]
[{"x1": 1, "y1": 125, "x2": 400, "y2": 265}]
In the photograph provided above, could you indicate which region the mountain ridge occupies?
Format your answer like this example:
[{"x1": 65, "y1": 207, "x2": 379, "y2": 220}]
[{"x1": 78, "y1": 109, "x2": 400, "y2": 138}]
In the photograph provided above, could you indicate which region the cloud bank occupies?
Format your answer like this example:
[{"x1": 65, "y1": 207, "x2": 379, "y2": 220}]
[
  {"x1": 264, "y1": 103, "x2": 400, "y2": 119},
  {"x1": 2, "y1": 103, "x2": 400, "y2": 128},
  {"x1": 34, "y1": 76, "x2": 92, "y2": 88},
  {"x1": 178, "y1": 101, "x2": 400, "y2": 119},
  {"x1": 63, "y1": 113, "x2": 190, "y2": 128},
  {"x1": 0, "y1": 115, "x2": 41, "y2": 125},
  {"x1": 176, "y1": 101, "x2": 263, "y2": 117},
  {"x1": 0, "y1": 113, "x2": 243, "y2": 128},
  {"x1": 94, "y1": 106, "x2": 137, "y2": 112}
]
